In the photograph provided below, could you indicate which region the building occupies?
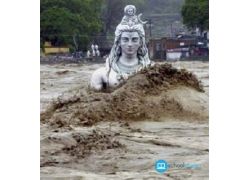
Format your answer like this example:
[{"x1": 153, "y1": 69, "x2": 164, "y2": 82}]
[
  {"x1": 43, "y1": 41, "x2": 70, "y2": 55},
  {"x1": 148, "y1": 35, "x2": 208, "y2": 60}
]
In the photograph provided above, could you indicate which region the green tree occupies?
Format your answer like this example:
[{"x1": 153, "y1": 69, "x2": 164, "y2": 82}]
[
  {"x1": 181, "y1": 0, "x2": 208, "y2": 34},
  {"x1": 40, "y1": 0, "x2": 102, "y2": 51}
]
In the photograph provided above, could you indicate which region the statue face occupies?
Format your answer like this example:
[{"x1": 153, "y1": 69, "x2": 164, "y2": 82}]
[
  {"x1": 120, "y1": 31, "x2": 140, "y2": 56},
  {"x1": 127, "y1": 8, "x2": 134, "y2": 16}
]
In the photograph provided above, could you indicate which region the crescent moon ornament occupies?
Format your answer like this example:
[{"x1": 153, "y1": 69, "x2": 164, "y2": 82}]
[{"x1": 138, "y1": 13, "x2": 147, "y2": 24}]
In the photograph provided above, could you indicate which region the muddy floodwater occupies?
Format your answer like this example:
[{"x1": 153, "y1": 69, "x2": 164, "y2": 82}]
[{"x1": 40, "y1": 61, "x2": 209, "y2": 180}]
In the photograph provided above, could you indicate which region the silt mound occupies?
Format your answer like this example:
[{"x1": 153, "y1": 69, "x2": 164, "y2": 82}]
[{"x1": 41, "y1": 63, "x2": 206, "y2": 128}]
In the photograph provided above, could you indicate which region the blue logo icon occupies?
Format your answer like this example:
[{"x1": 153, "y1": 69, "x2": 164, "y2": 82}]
[{"x1": 155, "y1": 160, "x2": 169, "y2": 173}]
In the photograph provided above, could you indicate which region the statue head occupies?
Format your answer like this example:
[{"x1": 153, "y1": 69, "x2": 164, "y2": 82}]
[
  {"x1": 124, "y1": 5, "x2": 136, "y2": 16},
  {"x1": 107, "y1": 5, "x2": 150, "y2": 73}
]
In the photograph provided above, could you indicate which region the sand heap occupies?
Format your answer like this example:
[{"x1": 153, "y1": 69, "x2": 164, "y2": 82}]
[
  {"x1": 40, "y1": 129, "x2": 124, "y2": 167},
  {"x1": 41, "y1": 63, "x2": 205, "y2": 128}
]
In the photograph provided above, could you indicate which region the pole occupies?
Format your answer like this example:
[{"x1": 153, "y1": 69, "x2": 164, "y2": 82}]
[
  {"x1": 170, "y1": 23, "x2": 173, "y2": 37},
  {"x1": 149, "y1": 19, "x2": 152, "y2": 37}
]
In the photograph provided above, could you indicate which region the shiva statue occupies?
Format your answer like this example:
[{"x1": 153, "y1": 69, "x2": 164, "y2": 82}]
[{"x1": 90, "y1": 5, "x2": 151, "y2": 90}]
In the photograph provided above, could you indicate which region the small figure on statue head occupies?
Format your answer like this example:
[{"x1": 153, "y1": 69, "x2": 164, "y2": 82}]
[{"x1": 120, "y1": 5, "x2": 139, "y2": 26}]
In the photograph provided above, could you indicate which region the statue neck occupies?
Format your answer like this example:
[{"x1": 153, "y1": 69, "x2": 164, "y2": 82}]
[
  {"x1": 117, "y1": 55, "x2": 140, "y2": 74},
  {"x1": 119, "y1": 54, "x2": 138, "y2": 67}
]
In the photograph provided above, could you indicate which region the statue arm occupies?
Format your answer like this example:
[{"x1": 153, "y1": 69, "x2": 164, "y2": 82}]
[{"x1": 90, "y1": 67, "x2": 107, "y2": 91}]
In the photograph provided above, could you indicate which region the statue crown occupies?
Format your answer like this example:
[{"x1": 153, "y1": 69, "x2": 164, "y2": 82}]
[{"x1": 115, "y1": 5, "x2": 147, "y2": 37}]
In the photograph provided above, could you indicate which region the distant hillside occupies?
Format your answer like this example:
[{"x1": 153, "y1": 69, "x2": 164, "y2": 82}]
[
  {"x1": 97, "y1": 0, "x2": 186, "y2": 48},
  {"x1": 105, "y1": 0, "x2": 186, "y2": 38},
  {"x1": 142, "y1": 0, "x2": 186, "y2": 38}
]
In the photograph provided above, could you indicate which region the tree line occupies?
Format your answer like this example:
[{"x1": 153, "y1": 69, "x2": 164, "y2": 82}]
[
  {"x1": 40, "y1": 0, "x2": 208, "y2": 52},
  {"x1": 182, "y1": 0, "x2": 209, "y2": 34}
]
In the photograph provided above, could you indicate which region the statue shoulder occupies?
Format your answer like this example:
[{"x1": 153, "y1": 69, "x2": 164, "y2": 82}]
[{"x1": 90, "y1": 67, "x2": 107, "y2": 90}]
